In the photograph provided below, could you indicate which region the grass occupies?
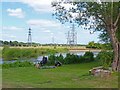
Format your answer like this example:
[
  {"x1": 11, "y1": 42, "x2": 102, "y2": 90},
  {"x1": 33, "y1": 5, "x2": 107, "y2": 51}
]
[
  {"x1": 0, "y1": 67, "x2": 1, "y2": 89},
  {"x1": 0, "y1": 47, "x2": 2, "y2": 58},
  {"x1": 2, "y1": 46, "x2": 68, "y2": 61},
  {"x1": 2, "y1": 62, "x2": 118, "y2": 88},
  {"x1": 10, "y1": 46, "x2": 86, "y2": 49}
]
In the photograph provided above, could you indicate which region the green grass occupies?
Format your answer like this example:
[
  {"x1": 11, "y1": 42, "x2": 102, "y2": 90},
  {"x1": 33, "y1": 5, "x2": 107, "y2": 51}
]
[
  {"x1": 0, "y1": 47, "x2": 2, "y2": 58},
  {"x1": 2, "y1": 62, "x2": 118, "y2": 88},
  {"x1": 2, "y1": 46, "x2": 68, "y2": 61}
]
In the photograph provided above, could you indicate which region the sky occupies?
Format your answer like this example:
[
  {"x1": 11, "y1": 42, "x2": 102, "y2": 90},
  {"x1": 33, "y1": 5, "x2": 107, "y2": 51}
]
[{"x1": 1, "y1": 0, "x2": 101, "y2": 44}]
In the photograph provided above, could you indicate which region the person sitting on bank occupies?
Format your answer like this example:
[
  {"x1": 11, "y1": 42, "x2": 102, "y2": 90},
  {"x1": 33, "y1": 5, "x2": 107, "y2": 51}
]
[
  {"x1": 55, "y1": 60, "x2": 62, "y2": 67},
  {"x1": 40, "y1": 56, "x2": 47, "y2": 66}
]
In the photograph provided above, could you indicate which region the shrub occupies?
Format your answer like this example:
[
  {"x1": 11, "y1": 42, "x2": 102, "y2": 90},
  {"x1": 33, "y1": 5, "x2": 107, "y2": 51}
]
[
  {"x1": 46, "y1": 52, "x2": 95, "y2": 65},
  {"x1": 56, "y1": 54, "x2": 64, "y2": 64},
  {"x1": 95, "y1": 51, "x2": 113, "y2": 69},
  {"x1": 79, "y1": 56, "x2": 85, "y2": 63},
  {"x1": 83, "y1": 52, "x2": 94, "y2": 62},
  {"x1": 48, "y1": 52, "x2": 95, "y2": 65},
  {"x1": 64, "y1": 53, "x2": 72, "y2": 64},
  {"x1": 64, "y1": 53, "x2": 79, "y2": 64},
  {"x1": 71, "y1": 54, "x2": 79, "y2": 64},
  {"x1": 48, "y1": 54, "x2": 56, "y2": 65}
]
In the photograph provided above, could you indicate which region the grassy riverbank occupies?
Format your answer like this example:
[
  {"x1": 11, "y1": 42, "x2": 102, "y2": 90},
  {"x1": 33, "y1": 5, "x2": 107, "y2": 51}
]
[
  {"x1": 2, "y1": 62, "x2": 118, "y2": 88},
  {"x1": 2, "y1": 46, "x2": 68, "y2": 61},
  {"x1": 0, "y1": 47, "x2": 2, "y2": 58},
  {"x1": 2, "y1": 46, "x2": 102, "y2": 61}
]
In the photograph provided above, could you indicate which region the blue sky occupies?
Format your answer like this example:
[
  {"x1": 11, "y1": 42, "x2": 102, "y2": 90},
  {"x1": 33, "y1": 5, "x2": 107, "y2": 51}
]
[{"x1": 1, "y1": 0, "x2": 101, "y2": 44}]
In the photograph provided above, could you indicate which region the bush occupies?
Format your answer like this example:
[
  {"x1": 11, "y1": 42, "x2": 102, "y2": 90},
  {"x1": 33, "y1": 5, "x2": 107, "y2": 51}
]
[
  {"x1": 47, "y1": 52, "x2": 95, "y2": 65},
  {"x1": 64, "y1": 53, "x2": 79, "y2": 64},
  {"x1": 71, "y1": 54, "x2": 79, "y2": 64},
  {"x1": 83, "y1": 52, "x2": 94, "y2": 62},
  {"x1": 64, "y1": 53, "x2": 73, "y2": 64},
  {"x1": 48, "y1": 54, "x2": 56, "y2": 65},
  {"x1": 95, "y1": 51, "x2": 113, "y2": 69},
  {"x1": 56, "y1": 54, "x2": 64, "y2": 64},
  {"x1": 79, "y1": 56, "x2": 85, "y2": 63}
]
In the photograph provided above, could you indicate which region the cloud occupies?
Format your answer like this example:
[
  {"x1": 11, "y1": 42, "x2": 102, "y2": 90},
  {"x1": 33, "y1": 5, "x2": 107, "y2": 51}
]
[
  {"x1": 7, "y1": 8, "x2": 25, "y2": 18},
  {"x1": 27, "y1": 19, "x2": 61, "y2": 28},
  {"x1": 20, "y1": 0, "x2": 54, "y2": 12},
  {"x1": 43, "y1": 30, "x2": 51, "y2": 33},
  {"x1": 2, "y1": 33, "x2": 16, "y2": 38},
  {"x1": 2, "y1": 26, "x2": 24, "y2": 30},
  {"x1": 20, "y1": 0, "x2": 76, "y2": 13},
  {"x1": 60, "y1": 2, "x2": 77, "y2": 10}
]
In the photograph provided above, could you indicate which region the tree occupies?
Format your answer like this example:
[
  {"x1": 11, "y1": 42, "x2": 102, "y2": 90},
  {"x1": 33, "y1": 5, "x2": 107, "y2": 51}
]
[
  {"x1": 9, "y1": 41, "x2": 14, "y2": 46},
  {"x1": 0, "y1": 40, "x2": 3, "y2": 46},
  {"x1": 12, "y1": 41, "x2": 18, "y2": 46},
  {"x1": 99, "y1": 31, "x2": 110, "y2": 43},
  {"x1": 52, "y1": 1, "x2": 120, "y2": 71},
  {"x1": 4, "y1": 41, "x2": 9, "y2": 45},
  {"x1": 87, "y1": 41, "x2": 96, "y2": 48}
]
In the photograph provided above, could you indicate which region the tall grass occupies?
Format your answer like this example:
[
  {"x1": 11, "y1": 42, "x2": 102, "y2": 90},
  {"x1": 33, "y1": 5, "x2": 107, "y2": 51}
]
[
  {"x1": 2, "y1": 46, "x2": 68, "y2": 61},
  {"x1": 0, "y1": 47, "x2": 2, "y2": 58}
]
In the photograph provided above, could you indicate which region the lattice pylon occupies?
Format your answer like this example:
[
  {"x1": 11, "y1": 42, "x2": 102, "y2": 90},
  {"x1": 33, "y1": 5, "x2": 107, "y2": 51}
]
[{"x1": 27, "y1": 28, "x2": 32, "y2": 46}]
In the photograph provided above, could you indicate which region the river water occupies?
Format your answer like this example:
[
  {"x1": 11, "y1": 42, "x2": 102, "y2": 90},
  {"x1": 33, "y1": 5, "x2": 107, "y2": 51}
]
[{"x1": 0, "y1": 51, "x2": 100, "y2": 64}]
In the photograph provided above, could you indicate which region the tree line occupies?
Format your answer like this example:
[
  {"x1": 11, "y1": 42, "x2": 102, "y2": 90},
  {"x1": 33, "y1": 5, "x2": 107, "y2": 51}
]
[
  {"x1": 0, "y1": 40, "x2": 87, "y2": 47},
  {"x1": 86, "y1": 41, "x2": 112, "y2": 50},
  {"x1": 0, "y1": 40, "x2": 40, "y2": 47},
  {"x1": 0, "y1": 40, "x2": 112, "y2": 50}
]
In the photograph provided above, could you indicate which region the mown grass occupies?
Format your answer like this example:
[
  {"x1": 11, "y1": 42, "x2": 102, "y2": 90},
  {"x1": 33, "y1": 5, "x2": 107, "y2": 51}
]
[
  {"x1": 0, "y1": 65, "x2": 1, "y2": 89},
  {"x1": 2, "y1": 62, "x2": 118, "y2": 88}
]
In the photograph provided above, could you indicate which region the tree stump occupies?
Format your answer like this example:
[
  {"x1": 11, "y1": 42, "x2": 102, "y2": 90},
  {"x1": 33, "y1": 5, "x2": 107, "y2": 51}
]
[{"x1": 89, "y1": 67, "x2": 111, "y2": 77}]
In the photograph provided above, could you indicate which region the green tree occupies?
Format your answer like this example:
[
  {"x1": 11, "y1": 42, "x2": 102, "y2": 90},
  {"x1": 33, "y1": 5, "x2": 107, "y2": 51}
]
[
  {"x1": 12, "y1": 41, "x2": 18, "y2": 46},
  {"x1": 95, "y1": 51, "x2": 113, "y2": 69},
  {"x1": 52, "y1": 1, "x2": 120, "y2": 71},
  {"x1": 87, "y1": 41, "x2": 96, "y2": 48},
  {"x1": 3, "y1": 41, "x2": 9, "y2": 45}
]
